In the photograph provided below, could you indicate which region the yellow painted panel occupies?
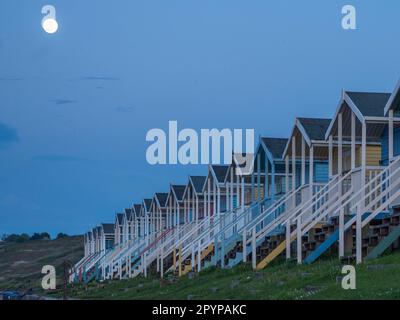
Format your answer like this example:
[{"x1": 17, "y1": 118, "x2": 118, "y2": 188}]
[
  {"x1": 331, "y1": 145, "x2": 382, "y2": 174},
  {"x1": 355, "y1": 145, "x2": 381, "y2": 167},
  {"x1": 254, "y1": 186, "x2": 264, "y2": 201},
  {"x1": 366, "y1": 145, "x2": 381, "y2": 166}
]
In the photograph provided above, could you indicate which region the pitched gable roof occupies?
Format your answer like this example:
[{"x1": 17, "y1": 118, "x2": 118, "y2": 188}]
[
  {"x1": 261, "y1": 137, "x2": 288, "y2": 159},
  {"x1": 116, "y1": 213, "x2": 124, "y2": 225},
  {"x1": 211, "y1": 165, "x2": 229, "y2": 184},
  {"x1": 155, "y1": 193, "x2": 168, "y2": 207},
  {"x1": 171, "y1": 185, "x2": 186, "y2": 201},
  {"x1": 346, "y1": 91, "x2": 391, "y2": 117},
  {"x1": 384, "y1": 80, "x2": 400, "y2": 115},
  {"x1": 297, "y1": 118, "x2": 331, "y2": 141},
  {"x1": 124, "y1": 208, "x2": 133, "y2": 220},
  {"x1": 133, "y1": 204, "x2": 142, "y2": 217},
  {"x1": 143, "y1": 199, "x2": 152, "y2": 212},
  {"x1": 101, "y1": 223, "x2": 114, "y2": 234},
  {"x1": 189, "y1": 176, "x2": 207, "y2": 194}
]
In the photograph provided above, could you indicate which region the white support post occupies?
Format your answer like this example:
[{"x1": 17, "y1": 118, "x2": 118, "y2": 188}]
[
  {"x1": 252, "y1": 228, "x2": 256, "y2": 270},
  {"x1": 361, "y1": 121, "x2": 367, "y2": 193},
  {"x1": 203, "y1": 191, "x2": 206, "y2": 221},
  {"x1": 351, "y1": 113, "x2": 356, "y2": 170},
  {"x1": 192, "y1": 187, "x2": 196, "y2": 223},
  {"x1": 309, "y1": 146, "x2": 314, "y2": 195},
  {"x1": 159, "y1": 208, "x2": 162, "y2": 234},
  {"x1": 184, "y1": 199, "x2": 187, "y2": 224},
  {"x1": 286, "y1": 220, "x2": 291, "y2": 260},
  {"x1": 235, "y1": 170, "x2": 239, "y2": 233},
  {"x1": 226, "y1": 184, "x2": 229, "y2": 213},
  {"x1": 301, "y1": 137, "x2": 306, "y2": 185},
  {"x1": 389, "y1": 110, "x2": 394, "y2": 160},
  {"x1": 160, "y1": 247, "x2": 164, "y2": 278},
  {"x1": 236, "y1": 169, "x2": 240, "y2": 209},
  {"x1": 285, "y1": 155, "x2": 289, "y2": 193},
  {"x1": 191, "y1": 244, "x2": 195, "y2": 269},
  {"x1": 166, "y1": 205, "x2": 169, "y2": 229},
  {"x1": 241, "y1": 176, "x2": 245, "y2": 211},
  {"x1": 339, "y1": 208, "x2": 344, "y2": 258},
  {"x1": 297, "y1": 218, "x2": 302, "y2": 264},
  {"x1": 197, "y1": 240, "x2": 201, "y2": 272},
  {"x1": 230, "y1": 166, "x2": 234, "y2": 211},
  {"x1": 207, "y1": 177, "x2": 211, "y2": 217},
  {"x1": 177, "y1": 203, "x2": 180, "y2": 230},
  {"x1": 188, "y1": 187, "x2": 191, "y2": 222},
  {"x1": 174, "y1": 201, "x2": 177, "y2": 227},
  {"x1": 292, "y1": 136, "x2": 296, "y2": 192},
  {"x1": 251, "y1": 171, "x2": 255, "y2": 203},
  {"x1": 195, "y1": 194, "x2": 199, "y2": 223},
  {"x1": 329, "y1": 135, "x2": 333, "y2": 178},
  {"x1": 357, "y1": 121, "x2": 367, "y2": 264},
  {"x1": 142, "y1": 254, "x2": 147, "y2": 278},
  {"x1": 242, "y1": 229, "x2": 247, "y2": 263},
  {"x1": 356, "y1": 204, "x2": 362, "y2": 264},
  {"x1": 338, "y1": 112, "x2": 343, "y2": 176},
  {"x1": 217, "y1": 187, "x2": 220, "y2": 217},
  {"x1": 170, "y1": 197, "x2": 173, "y2": 228},
  {"x1": 213, "y1": 180, "x2": 216, "y2": 217},
  {"x1": 265, "y1": 153, "x2": 269, "y2": 200},
  {"x1": 257, "y1": 154, "x2": 261, "y2": 202}
]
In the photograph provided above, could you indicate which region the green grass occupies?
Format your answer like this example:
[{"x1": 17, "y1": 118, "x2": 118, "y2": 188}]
[
  {"x1": 56, "y1": 251, "x2": 400, "y2": 300},
  {"x1": 0, "y1": 236, "x2": 83, "y2": 292}
]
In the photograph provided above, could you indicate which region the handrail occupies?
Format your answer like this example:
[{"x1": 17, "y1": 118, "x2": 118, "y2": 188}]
[
  {"x1": 244, "y1": 171, "x2": 352, "y2": 246},
  {"x1": 293, "y1": 157, "x2": 400, "y2": 254},
  {"x1": 286, "y1": 170, "x2": 353, "y2": 225},
  {"x1": 343, "y1": 157, "x2": 400, "y2": 229},
  {"x1": 178, "y1": 184, "x2": 306, "y2": 261}
]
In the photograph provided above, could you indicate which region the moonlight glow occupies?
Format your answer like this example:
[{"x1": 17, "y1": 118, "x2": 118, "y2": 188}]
[{"x1": 42, "y1": 18, "x2": 58, "y2": 34}]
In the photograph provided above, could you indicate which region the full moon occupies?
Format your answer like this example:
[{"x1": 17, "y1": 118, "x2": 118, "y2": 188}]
[{"x1": 42, "y1": 18, "x2": 58, "y2": 34}]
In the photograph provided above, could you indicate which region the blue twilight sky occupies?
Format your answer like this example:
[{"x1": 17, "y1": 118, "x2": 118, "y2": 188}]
[{"x1": 0, "y1": 0, "x2": 399, "y2": 237}]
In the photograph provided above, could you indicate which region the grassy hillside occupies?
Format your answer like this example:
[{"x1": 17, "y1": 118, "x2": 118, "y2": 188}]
[
  {"x1": 58, "y1": 250, "x2": 400, "y2": 300},
  {"x1": 0, "y1": 236, "x2": 83, "y2": 292}
]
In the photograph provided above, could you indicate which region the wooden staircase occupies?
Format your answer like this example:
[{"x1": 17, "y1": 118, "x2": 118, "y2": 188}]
[
  {"x1": 179, "y1": 244, "x2": 215, "y2": 276},
  {"x1": 353, "y1": 212, "x2": 400, "y2": 260}
]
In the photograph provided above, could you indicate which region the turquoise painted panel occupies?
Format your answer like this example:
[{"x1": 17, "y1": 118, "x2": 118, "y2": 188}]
[
  {"x1": 314, "y1": 162, "x2": 329, "y2": 183},
  {"x1": 381, "y1": 127, "x2": 400, "y2": 165}
]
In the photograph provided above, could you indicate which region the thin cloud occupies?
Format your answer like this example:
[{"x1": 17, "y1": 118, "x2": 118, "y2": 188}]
[
  {"x1": 49, "y1": 99, "x2": 78, "y2": 106},
  {"x1": 115, "y1": 106, "x2": 135, "y2": 113},
  {"x1": 68, "y1": 76, "x2": 120, "y2": 82},
  {"x1": 0, "y1": 78, "x2": 22, "y2": 81},
  {"x1": 0, "y1": 123, "x2": 19, "y2": 149},
  {"x1": 33, "y1": 154, "x2": 82, "y2": 163}
]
